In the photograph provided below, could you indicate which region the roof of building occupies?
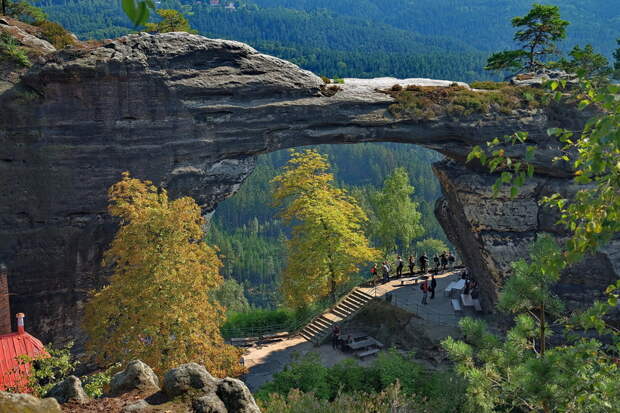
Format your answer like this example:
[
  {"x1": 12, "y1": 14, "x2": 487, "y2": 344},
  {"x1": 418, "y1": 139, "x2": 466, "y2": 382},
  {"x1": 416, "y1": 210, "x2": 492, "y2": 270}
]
[{"x1": 0, "y1": 331, "x2": 46, "y2": 391}]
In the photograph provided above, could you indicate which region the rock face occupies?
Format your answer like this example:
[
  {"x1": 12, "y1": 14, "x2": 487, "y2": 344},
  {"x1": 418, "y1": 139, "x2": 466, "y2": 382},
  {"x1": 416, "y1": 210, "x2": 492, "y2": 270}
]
[{"x1": 0, "y1": 30, "x2": 617, "y2": 342}]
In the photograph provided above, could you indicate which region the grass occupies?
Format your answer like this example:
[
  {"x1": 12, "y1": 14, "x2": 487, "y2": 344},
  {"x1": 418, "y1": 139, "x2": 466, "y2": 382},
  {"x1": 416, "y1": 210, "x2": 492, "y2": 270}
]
[
  {"x1": 0, "y1": 32, "x2": 31, "y2": 67},
  {"x1": 386, "y1": 83, "x2": 546, "y2": 119}
]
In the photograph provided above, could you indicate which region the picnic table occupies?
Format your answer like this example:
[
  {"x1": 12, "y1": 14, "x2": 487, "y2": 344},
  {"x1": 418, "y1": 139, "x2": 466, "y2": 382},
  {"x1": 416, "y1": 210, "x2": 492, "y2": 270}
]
[{"x1": 444, "y1": 279, "x2": 466, "y2": 297}]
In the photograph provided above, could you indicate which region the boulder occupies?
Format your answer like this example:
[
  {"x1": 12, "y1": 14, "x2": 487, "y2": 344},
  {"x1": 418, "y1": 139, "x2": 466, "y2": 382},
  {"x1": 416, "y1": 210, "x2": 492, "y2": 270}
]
[
  {"x1": 216, "y1": 378, "x2": 260, "y2": 413},
  {"x1": 109, "y1": 360, "x2": 160, "y2": 396},
  {"x1": 0, "y1": 391, "x2": 62, "y2": 412},
  {"x1": 121, "y1": 399, "x2": 152, "y2": 413},
  {"x1": 0, "y1": 24, "x2": 56, "y2": 53},
  {"x1": 192, "y1": 393, "x2": 228, "y2": 413},
  {"x1": 45, "y1": 375, "x2": 88, "y2": 404},
  {"x1": 163, "y1": 363, "x2": 218, "y2": 398}
]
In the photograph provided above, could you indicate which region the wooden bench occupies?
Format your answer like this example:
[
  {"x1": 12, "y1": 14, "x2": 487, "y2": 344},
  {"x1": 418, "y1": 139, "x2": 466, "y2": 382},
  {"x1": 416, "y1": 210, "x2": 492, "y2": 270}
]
[
  {"x1": 356, "y1": 348, "x2": 380, "y2": 359},
  {"x1": 230, "y1": 337, "x2": 258, "y2": 347},
  {"x1": 451, "y1": 299, "x2": 462, "y2": 313},
  {"x1": 473, "y1": 299, "x2": 483, "y2": 312}
]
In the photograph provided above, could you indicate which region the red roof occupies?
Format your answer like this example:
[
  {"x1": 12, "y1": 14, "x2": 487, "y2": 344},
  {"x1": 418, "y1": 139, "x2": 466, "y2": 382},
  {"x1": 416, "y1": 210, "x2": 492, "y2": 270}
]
[{"x1": 0, "y1": 331, "x2": 46, "y2": 392}]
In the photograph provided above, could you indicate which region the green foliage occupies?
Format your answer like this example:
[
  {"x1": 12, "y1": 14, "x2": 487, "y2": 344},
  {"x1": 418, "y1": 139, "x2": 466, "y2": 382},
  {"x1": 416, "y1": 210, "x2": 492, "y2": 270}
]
[
  {"x1": 122, "y1": 0, "x2": 154, "y2": 27},
  {"x1": 10, "y1": 342, "x2": 77, "y2": 397},
  {"x1": 257, "y1": 350, "x2": 465, "y2": 412},
  {"x1": 0, "y1": 31, "x2": 31, "y2": 67},
  {"x1": 388, "y1": 84, "x2": 546, "y2": 119},
  {"x1": 36, "y1": 19, "x2": 75, "y2": 49},
  {"x1": 543, "y1": 80, "x2": 620, "y2": 261},
  {"x1": 211, "y1": 278, "x2": 251, "y2": 314},
  {"x1": 415, "y1": 238, "x2": 448, "y2": 257},
  {"x1": 555, "y1": 44, "x2": 612, "y2": 85},
  {"x1": 6, "y1": 0, "x2": 46, "y2": 24},
  {"x1": 467, "y1": 131, "x2": 537, "y2": 197},
  {"x1": 81, "y1": 364, "x2": 119, "y2": 398},
  {"x1": 369, "y1": 167, "x2": 424, "y2": 255},
  {"x1": 221, "y1": 307, "x2": 298, "y2": 338},
  {"x1": 485, "y1": 4, "x2": 569, "y2": 72},
  {"x1": 144, "y1": 8, "x2": 196, "y2": 33}
]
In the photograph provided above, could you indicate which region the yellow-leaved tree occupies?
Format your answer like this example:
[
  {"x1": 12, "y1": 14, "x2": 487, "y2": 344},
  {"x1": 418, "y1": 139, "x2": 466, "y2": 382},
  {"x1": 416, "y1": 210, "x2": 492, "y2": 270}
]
[
  {"x1": 83, "y1": 172, "x2": 243, "y2": 377},
  {"x1": 272, "y1": 149, "x2": 380, "y2": 307}
]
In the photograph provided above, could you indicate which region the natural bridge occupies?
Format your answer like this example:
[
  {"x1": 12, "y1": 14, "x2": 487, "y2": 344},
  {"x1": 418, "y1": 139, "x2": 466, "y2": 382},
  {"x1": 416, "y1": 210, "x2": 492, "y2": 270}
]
[{"x1": 1, "y1": 32, "x2": 618, "y2": 342}]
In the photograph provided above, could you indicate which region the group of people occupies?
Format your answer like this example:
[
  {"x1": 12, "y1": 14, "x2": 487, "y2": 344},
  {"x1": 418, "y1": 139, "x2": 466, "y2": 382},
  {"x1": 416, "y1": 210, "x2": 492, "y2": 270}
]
[
  {"x1": 370, "y1": 251, "x2": 456, "y2": 284},
  {"x1": 461, "y1": 269, "x2": 480, "y2": 298},
  {"x1": 418, "y1": 274, "x2": 437, "y2": 304}
]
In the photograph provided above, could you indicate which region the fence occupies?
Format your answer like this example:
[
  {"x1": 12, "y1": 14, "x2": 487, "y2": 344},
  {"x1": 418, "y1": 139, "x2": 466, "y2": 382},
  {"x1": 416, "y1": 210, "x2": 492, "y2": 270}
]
[{"x1": 222, "y1": 276, "x2": 373, "y2": 340}]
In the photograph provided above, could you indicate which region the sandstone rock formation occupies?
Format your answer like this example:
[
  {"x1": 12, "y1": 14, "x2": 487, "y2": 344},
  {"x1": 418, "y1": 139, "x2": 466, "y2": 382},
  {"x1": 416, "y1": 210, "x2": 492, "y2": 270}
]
[
  {"x1": 0, "y1": 391, "x2": 62, "y2": 413},
  {"x1": 45, "y1": 375, "x2": 89, "y2": 404},
  {"x1": 0, "y1": 27, "x2": 617, "y2": 342},
  {"x1": 109, "y1": 360, "x2": 160, "y2": 396}
]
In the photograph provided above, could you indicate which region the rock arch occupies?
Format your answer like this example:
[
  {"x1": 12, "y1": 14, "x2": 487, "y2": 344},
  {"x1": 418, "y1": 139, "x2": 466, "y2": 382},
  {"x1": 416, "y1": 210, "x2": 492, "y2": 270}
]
[{"x1": 1, "y1": 33, "x2": 617, "y2": 342}]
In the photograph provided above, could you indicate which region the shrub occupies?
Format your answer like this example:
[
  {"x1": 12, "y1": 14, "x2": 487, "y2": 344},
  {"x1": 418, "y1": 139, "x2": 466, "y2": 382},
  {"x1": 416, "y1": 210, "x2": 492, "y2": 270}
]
[
  {"x1": 257, "y1": 350, "x2": 465, "y2": 412},
  {"x1": 0, "y1": 32, "x2": 31, "y2": 67},
  {"x1": 333, "y1": 77, "x2": 345, "y2": 84},
  {"x1": 320, "y1": 75, "x2": 331, "y2": 84},
  {"x1": 470, "y1": 81, "x2": 509, "y2": 90},
  {"x1": 386, "y1": 84, "x2": 546, "y2": 120},
  {"x1": 391, "y1": 84, "x2": 403, "y2": 91},
  {"x1": 36, "y1": 20, "x2": 75, "y2": 49},
  {"x1": 221, "y1": 307, "x2": 297, "y2": 338}
]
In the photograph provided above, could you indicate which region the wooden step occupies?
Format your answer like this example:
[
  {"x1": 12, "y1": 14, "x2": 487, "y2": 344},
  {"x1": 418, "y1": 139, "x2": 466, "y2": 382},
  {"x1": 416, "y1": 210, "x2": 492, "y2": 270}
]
[
  {"x1": 344, "y1": 294, "x2": 366, "y2": 305},
  {"x1": 331, "y1": 308, "x2": 351, "y2": 319},
  {"x1": 352, "y1": 289, "x2": 374, "y2": 300}
]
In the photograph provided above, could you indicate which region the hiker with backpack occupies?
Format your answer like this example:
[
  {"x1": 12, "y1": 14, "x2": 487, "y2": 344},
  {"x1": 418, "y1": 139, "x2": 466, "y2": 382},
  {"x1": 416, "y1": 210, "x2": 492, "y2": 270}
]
[
  {"x1": 382, "y1": 261, "x2": 390, "y2": 283},
  {"x1": 408, "y1": 255, "x2": 415, "y2": 275},
  {"x1": 433, "y1": 254, "x2": 440, "y2": 274}
]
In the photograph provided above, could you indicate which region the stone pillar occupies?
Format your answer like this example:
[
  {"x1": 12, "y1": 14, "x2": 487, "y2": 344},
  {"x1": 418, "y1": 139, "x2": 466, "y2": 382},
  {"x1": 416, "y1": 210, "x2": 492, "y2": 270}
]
[{"x1": 0, "y1": 264, "x2": 11, "y2": 335}]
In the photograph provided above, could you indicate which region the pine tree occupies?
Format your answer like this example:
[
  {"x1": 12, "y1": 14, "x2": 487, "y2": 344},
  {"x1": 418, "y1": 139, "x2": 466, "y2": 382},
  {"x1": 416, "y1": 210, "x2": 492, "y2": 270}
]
[
  {"x1": 144, "y1": 8, "x2": 196, "y2": 33},
  {"x1": 84, "y1": 172, "x2": 243, "y2": 377},
  {"x1": 485, "y1": 4, "x2": 569, "y2": 73},
  {"x1": 272, "y1": 149, "x2": 379, "y2": 306}
]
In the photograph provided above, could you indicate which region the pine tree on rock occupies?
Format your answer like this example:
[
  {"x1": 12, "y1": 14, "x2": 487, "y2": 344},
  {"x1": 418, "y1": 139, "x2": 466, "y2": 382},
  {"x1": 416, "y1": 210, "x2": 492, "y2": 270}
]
[
  {"x1": 84, "y1": 172, "x2": 243, "y2": 378},
  {"x1": 485, "y1": 4, "x2": 569, "y2": 73},
  {"x1": 272, "y1": 149, "x2": 379, "y2": 307}
]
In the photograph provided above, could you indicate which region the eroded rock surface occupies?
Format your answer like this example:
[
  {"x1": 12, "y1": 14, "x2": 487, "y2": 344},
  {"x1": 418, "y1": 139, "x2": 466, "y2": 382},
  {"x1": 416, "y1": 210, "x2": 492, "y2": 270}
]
[{"x1": 0, "y1": 30, "x2": 616, "y2": 342}]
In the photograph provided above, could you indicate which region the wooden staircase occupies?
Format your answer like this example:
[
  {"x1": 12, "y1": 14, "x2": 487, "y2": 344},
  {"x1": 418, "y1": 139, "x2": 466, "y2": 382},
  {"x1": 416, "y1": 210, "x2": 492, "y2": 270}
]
[{"x1": 299, "y1": 288, "x2": 375, "y2": 343}]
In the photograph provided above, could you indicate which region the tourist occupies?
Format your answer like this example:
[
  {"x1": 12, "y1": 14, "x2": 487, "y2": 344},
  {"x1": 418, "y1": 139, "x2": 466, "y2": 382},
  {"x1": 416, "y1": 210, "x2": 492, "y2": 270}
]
[
  {"x1": 382, "y1": 261, "x2": 390, "y2": 283},
  {"x1": 430, "y1": 274, "x2": 437, "y2": 299},
  {"x1": 440, "y1": 251, "x2": 448, "y2": 271},
  {"x1": 396, "y1": 255, "x2": 404, "y2": 278},
  {"x1": 419, "y1": 253, "x2": 428, "y2": 273},
  {"x1": 332, "y1": 324, "x2": 341, "y2": 350},
  {"x1": 370, "y1": 263, "x2": 378, "y2": 285},
  {"x1": 421, "y1": 279, "x2": 429, "y2": 304},
  {"x1": 433, "y1": 254, "x2": 440, "y2": 274},
  {"x1": 448, "y1": 251, "x2": 456, "y2": 269},
  {"x1": 408, "y1": 255, "x2": 415, "y2": 275}
]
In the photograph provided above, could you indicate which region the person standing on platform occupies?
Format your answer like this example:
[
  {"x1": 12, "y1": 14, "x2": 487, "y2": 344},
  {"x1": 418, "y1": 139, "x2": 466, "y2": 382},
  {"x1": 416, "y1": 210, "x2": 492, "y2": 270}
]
[
  {"x1": 396, "y1": 255, "x2": 404, "y2": 278},
  {"x1": 408, "y1": 255, "x2": 415, "y2": 275},
  {"x1": 421, "y1": 279, "x2": 429, "y2": 304},
  {"x1": 430, "y1": 274, "x2": 437, "y2": 299}
]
